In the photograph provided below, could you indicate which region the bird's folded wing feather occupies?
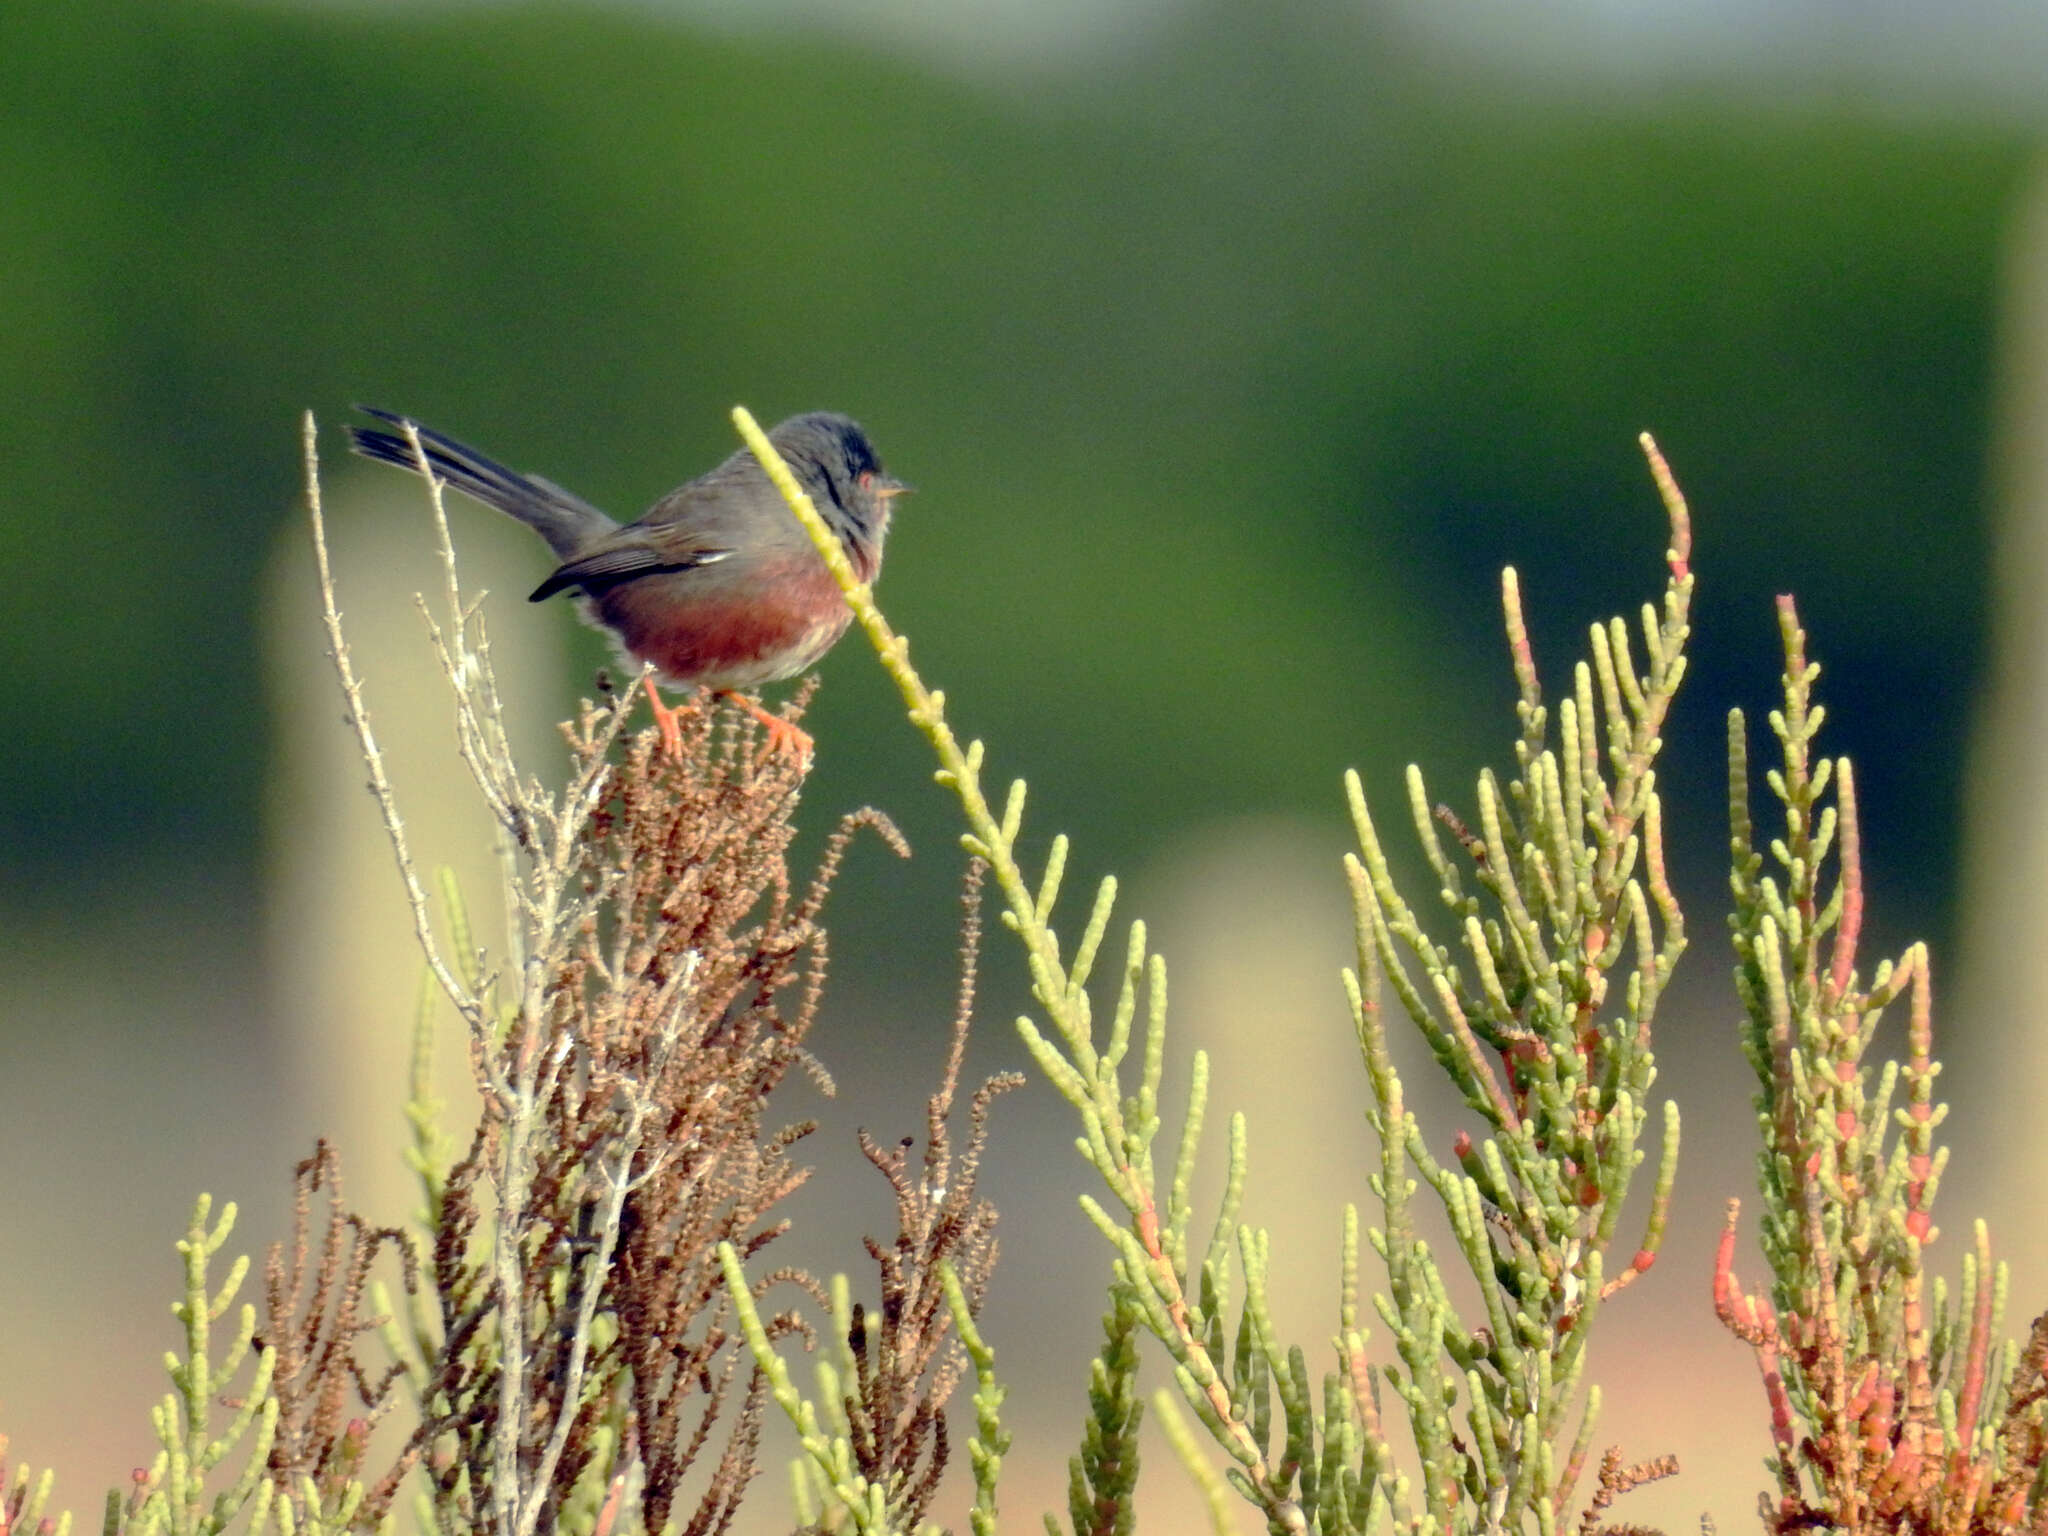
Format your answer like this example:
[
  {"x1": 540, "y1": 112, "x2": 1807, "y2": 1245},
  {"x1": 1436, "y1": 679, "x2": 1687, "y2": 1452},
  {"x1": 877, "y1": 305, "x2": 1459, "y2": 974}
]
[{"x1": 529, "y1": 535, "x2": 732, "y2": 602}]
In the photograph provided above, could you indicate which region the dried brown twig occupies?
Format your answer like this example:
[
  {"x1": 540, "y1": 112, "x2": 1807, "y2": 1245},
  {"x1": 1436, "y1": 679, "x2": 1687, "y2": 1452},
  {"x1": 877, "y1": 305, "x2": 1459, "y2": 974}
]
[
  {"x1": 1577, "y1": 1448, "x2": 1680, "y2": 1536},
  {"x1": 828, "y1": 860, "x2": 1022, "y2": 1530},
  {"x1": 304, "y1": 413, "x2": 905, "y2": 1535},
  {"x1": 260, "y1": 1142, "x2": 416, "y2": 1528}
]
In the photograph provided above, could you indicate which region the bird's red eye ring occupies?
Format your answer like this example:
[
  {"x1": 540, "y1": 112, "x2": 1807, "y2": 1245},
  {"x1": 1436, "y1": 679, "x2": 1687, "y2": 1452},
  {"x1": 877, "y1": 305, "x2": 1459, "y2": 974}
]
[{"x1": 858, "y1": 470, "x2": 875, "y2": 490}]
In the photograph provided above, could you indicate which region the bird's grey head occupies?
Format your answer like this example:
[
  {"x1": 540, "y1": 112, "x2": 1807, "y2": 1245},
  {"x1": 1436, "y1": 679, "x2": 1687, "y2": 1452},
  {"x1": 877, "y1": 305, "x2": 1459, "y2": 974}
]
[{"x1": 768, "y1": 412, "x2": 911, "y2": 565}]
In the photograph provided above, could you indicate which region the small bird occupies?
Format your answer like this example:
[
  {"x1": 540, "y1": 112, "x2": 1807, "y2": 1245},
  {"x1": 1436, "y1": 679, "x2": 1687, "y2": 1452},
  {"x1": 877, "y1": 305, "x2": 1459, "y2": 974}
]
[{"x1": 348, "y1": 407, "x2": 910, "y2": 759}]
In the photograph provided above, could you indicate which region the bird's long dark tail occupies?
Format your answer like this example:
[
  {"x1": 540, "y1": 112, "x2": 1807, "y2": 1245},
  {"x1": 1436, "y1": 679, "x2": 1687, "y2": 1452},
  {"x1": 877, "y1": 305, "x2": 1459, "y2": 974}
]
[{"x1": 347, "y1": 407, "x2": 617, "y2": 560}]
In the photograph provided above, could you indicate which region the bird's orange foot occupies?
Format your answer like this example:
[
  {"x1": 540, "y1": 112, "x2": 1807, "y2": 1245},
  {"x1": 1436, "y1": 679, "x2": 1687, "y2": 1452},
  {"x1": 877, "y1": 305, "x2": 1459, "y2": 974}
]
[
  {"x1": 716, "y1": 689, "x2": 814, "y2": 765},
  {"x1": 642, "y1": 674, "x2": 694, "y2": 759}
]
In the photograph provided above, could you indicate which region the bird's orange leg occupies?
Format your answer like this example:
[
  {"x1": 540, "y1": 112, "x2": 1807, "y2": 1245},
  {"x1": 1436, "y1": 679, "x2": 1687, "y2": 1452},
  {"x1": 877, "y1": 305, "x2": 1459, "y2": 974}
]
[
  {"x1": 642, "y1": 674, "x2": 692, "y2": 758},
  {"x1": 715, "y1": 689, "x2": 814, "y2": 763}
]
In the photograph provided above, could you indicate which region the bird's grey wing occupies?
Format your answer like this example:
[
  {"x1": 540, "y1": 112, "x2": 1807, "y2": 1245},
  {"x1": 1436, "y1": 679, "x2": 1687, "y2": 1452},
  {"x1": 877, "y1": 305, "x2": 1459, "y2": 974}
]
[
  {"x1": 528, "y1": 531, "x2": 732, "y2": 602},
  {"x1": 634, "y1": 461, "x2": 811, "y2": 549}
]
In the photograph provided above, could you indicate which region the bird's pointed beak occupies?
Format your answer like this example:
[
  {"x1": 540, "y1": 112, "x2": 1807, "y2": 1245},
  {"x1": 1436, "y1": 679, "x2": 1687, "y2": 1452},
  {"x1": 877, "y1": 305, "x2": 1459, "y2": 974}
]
[{"x1": 874, "y1": 474, "x2": 914, "y2": 498}]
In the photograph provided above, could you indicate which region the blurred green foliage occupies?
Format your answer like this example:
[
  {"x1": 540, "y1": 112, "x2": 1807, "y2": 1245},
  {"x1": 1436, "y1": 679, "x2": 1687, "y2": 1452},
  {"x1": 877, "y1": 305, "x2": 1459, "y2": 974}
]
[{"x1": 0, "y1": 0, "x2": 2023, "y2": 950}]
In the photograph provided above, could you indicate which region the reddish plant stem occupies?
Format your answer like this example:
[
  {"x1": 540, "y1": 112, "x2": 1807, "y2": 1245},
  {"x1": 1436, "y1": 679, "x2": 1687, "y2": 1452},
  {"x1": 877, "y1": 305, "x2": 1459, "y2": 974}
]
[
  {"x1": 1716, "y1": 1202, "x2": 1801, "y2": 1471},
  {"x1": 1130, "y1": 1178, "x2": 1267, "y2": 1485},
  {"x1": 1825, "y1": 760, "x2": 1864, "y2": 1011},
  {"x1": 1954, "y1": 1224, "x2": 1999, "y2": 1480}
]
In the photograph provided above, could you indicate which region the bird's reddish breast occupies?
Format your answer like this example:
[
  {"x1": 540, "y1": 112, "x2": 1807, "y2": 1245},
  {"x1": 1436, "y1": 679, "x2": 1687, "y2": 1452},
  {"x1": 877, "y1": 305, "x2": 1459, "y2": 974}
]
[{"x1": 593, "y1": 549, "x2": 851, "y2": 689}]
